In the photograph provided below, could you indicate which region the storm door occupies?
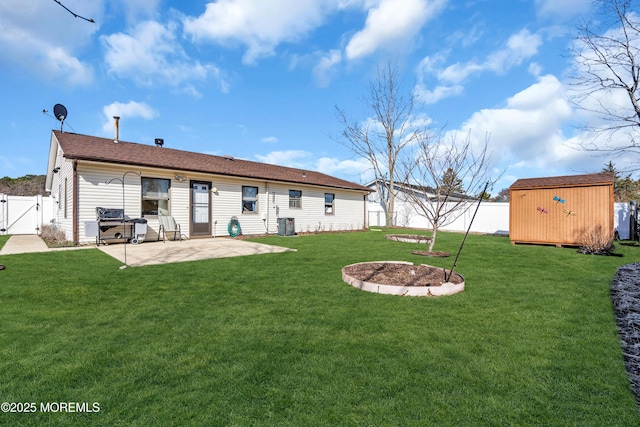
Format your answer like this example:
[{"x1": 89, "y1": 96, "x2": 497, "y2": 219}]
[{"x1": 190, "y1": 181, "x2": 211, "y2": 236}]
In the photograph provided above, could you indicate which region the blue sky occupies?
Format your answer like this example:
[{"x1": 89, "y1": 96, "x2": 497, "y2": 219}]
[{"x1": 0, "y1": 0, "x2": 634, "y2": 194}]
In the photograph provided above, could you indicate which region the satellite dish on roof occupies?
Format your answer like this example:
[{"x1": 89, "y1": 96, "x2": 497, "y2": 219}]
[
  {"x1": 53, "y1": 104, "x2": 67, "y2": 131},
  {"x1": 53, "y1": 104, "x2": 67, "y2": 121}
]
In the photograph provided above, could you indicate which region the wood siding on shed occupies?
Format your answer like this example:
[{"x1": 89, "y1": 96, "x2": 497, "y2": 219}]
[{"x1": 509, "y1": 183, "x2": 613, "y2": 246}]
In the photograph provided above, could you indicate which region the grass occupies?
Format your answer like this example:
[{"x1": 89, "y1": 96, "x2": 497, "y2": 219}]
[{"x1": 0, "y1": 229, "x2": 638, "y2": 426}]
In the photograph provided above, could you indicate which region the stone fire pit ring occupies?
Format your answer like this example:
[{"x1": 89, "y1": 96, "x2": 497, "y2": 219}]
[{"x1": 342, "y1": 261, "x2": 464, "y2": 297}]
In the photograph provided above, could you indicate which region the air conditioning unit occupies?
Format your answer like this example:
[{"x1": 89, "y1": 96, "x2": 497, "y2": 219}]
[{"x1": 277, "y1": 217, "x2": 295, "y2": 236}]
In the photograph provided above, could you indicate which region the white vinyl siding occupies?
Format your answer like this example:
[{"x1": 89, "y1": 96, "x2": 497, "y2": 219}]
[
  {"x1": 264, "y1": 184, "x2": 365, "y2": 234},
  {"x1": 53, "y1": 148, "x2": 367, "y2": 243},
  {"x1": 49, "y1": 147, "x2": 75, "y2": 242}
]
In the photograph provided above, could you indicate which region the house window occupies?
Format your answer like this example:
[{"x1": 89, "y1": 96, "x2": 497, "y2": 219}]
[
  {"x1": 142, "y1": 177, "x2": 170, "y2": 216},
  {"x1": 242, "y1": 186, "x2": 258, "y2": 213},
  {"x1": 289, "y1": 190, "x2": 302, "y2": 209},
  {"x1": 325, "y1": 193, "x2": 335, "y2": 215}
]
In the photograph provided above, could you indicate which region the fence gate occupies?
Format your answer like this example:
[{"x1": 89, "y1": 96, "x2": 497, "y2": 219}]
[{"x1": 0, "y1": 194, "x2": 43, "y2": 235}]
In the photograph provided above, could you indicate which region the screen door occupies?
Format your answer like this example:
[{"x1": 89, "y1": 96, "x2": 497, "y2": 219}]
[{"x1": 190, "y1": 181, "x2": 211, "y2": 236}]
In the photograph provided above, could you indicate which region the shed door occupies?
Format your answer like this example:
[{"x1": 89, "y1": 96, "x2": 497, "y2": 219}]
[{"x1": 190, "y1": 181, "x2": 211, "y2": 236}]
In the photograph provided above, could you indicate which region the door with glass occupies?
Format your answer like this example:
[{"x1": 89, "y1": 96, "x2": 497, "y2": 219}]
[{"x1": 190, "y1": 181, "x2": 211, "y2": 236}]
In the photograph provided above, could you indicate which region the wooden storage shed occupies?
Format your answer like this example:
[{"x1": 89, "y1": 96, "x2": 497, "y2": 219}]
[{"x1": 509, "y1": 172, "x2": 614, "y2": 246}]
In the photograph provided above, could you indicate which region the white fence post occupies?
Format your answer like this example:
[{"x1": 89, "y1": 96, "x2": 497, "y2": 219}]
[{"x1": 0, "y1": 194, "x2": 7, "y2": 235}]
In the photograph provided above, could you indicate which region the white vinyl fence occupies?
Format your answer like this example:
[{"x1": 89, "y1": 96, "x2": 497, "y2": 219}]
[
  {"x1": 368, "y1": 201, "x2": 636, "y2": 239},
  {"x1": 0, "y1": 194, "x2": 55, "y2": 235},
  {"x1": 2, "y1": 193, "x2": 635, "y2": 240}
]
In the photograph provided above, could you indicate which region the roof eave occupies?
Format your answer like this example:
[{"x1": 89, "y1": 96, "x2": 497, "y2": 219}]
[{"x1": 67, "y1": 155, "x2": 372, "y2": 193}]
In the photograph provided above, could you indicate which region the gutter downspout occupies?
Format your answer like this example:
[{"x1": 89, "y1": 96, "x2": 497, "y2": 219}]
[
  {"x1": 73, "y1": 160, "x2": 79, "y2": 244},
  {"x1": 364, "y1": 194, "x2": 368, "y2": 230},
  {"x1": 265, "y1": 182, "x2": 270, "y2": 234}
]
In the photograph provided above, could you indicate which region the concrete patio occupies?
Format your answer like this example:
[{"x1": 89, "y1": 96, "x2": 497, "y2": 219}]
[{"x1": 0, "y1": 235, "x2": 295, "y2": 267}]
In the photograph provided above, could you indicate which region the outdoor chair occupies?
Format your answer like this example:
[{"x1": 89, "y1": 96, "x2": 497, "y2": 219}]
[{"x1": 158, "y1": 215, "x2": 182, "y2": 242}]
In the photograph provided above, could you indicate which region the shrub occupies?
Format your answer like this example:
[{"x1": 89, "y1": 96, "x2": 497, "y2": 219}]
[
  {"x1": 40, "y1": 224, "x2": 72, "y2": 247},
  {"x1": 578, "y1": 225, "x2": 615, "y2": 256}
]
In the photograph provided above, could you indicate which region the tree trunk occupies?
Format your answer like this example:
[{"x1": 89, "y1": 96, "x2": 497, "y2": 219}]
[{"x1": 429, "y1": 227, "x2": 437, "y2": 252}]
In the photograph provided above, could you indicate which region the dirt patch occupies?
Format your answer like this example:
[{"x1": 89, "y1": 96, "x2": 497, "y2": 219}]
[{"x1": 343, "y1": 262, "x2": 463, "y2": 287}]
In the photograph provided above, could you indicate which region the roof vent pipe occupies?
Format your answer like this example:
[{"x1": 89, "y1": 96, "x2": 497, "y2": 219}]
[
  {"x1": 113, "y1": 116, "x2": 120, "y2": 143},
  {"x1": 155, "y1": 138, "x2": 164, "y2": 147}
]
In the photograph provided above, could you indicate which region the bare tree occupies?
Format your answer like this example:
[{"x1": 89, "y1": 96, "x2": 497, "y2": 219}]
[
  {"x1": 335, "y1": 61, "x2": 428, "y2": 226},
  {"x1": 569, "y1": 0, "x2": 640, "y2": 164},
  {"x1": 491, "y1": 187, "x2": 510, "y2": 202},
  {"x1": 402, "y1": 132, "x2": 497, "y2": 252}
]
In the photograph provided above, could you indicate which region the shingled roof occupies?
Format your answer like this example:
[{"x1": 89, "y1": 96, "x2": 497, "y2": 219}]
[
  {"x1": 52, "y1": 130, "x2": 370, "y2": 192},
  {"x1": 510, "y1": 172, "x2": 614, "y2": 189}
]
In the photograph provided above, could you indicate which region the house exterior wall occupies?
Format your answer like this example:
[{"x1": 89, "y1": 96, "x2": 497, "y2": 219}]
[
  {"x1": 509, "y1": 183, "x2": 614, "y2": 245},
  {"x1": 48, "y1": 144, "x2": 75, "y2": 241},
  {"x1": 264, "y1": 183, "x2": 365, "y2": 233},
  {"x1": 48, "y1": 154, "x2": 368, "y2": 244}
]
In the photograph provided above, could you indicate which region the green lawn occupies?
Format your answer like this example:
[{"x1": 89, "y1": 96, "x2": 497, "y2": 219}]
[{"x1": 0, "y1": 229, "x2": 638, "y2": 426}]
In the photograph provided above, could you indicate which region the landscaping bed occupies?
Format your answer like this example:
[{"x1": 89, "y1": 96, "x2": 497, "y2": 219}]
[{"x1": 611, "y1": 262, "x2": 640, "y2": 405}]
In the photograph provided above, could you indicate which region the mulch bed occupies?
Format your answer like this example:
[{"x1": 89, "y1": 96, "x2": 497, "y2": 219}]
[
  {"x1": 611, "y1": 262, "x2": 640, "y2": 406},
  {"x1": 342, "y1": 262, "x2": 463, "y2": 287}
]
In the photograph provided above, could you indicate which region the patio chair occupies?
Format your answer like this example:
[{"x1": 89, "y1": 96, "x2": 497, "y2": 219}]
[{"x1": 157, "y1": 215, "x2": 182, "y2": 242}]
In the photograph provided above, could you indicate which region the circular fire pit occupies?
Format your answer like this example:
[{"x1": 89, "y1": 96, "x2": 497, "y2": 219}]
[{"x1": 342, "y1": 261, "x2": 464, "y2": 297}]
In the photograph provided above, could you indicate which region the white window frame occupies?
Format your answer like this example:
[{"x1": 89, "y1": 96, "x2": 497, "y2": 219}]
[
  {"x1": 242, "y1": 186, "x2": 259, "y2": 213},
  {"x1": 141, "y1": 177, "x2": 171, "y2": 217},
  {"x1": 324, "y1": 193, "x2": 335, "y2": 215},
  {"x1": 289, "y1": 189, "x2": 302, "y2": 209}
]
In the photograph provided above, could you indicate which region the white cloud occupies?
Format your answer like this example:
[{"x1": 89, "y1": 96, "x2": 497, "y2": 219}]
[
  {"x1": 535, "y1": 0, "x2": 591, "y2": 19},
  {"x1": 116, "y1": 0, "x2": 161, "y2": 23},
  {"x1": 254, "y1": 150, "x2": 312, "y2": 167},
  {"x1": 183, "y1": 0, "x2": 446, "y2": 66},
  {"x1": 102, "y1": 20, "x2": 227, "y2": 93},
  {"x1": 345, "y1": 0, "x2": 447, "y2": 60},
  {"x1": 183, "y1": 0, "x2": 332, "y2": 65},
  {"x1": 315, "y1": 156, "x2": 374, "y2": 183},
  {"x1": 445, "y1": 74, "x2": 581, "y2": 174},
  {"x1": 414, "y1": 84, "x2": 463, "y2": 104},
  {"x1": 261, "y1": 136, "x2": 279, "y2": 143},
  {"x1": 101, "y1": 101, "x2": 158, "y2": 135},
  {"x1": 313, "y1": 49, "x2": 342, "y2": 86},
  {"x1": 415, "y1": 28, "x2": 543, "y2": 104},
  {"x1": 254, "y1": 150, "x2": 372, "y2": 182},
  {"x1": 0, "y1": 0, "x2": 98, "y2": 85},
  {"x1": 439, "y1": 29, "x2": 542, "y2": 84}
]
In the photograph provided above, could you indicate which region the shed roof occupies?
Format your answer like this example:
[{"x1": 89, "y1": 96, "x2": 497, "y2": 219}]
[
  {"x1": 52, "y1": 130, "x2": 371, "y2": 192},
  {"x1": 510, "y1": 172, "x2": 614, "y2": 190}
]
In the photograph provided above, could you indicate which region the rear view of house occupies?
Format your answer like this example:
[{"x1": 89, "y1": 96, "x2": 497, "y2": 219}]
[
  {"x1": 509, "y1": 172, "x2": 614, "y2": 246},
  {"x1": 45, "y1": 130, "x2": 371, "y2": 244}
]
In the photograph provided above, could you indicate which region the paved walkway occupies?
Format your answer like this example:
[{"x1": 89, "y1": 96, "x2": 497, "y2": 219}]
[
  {"x1": 0, "y1": 235, "x2": 295, "y2": 266},
  {"x1": 0, "y1": 235, "x2": 59, "y2": 255}
]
